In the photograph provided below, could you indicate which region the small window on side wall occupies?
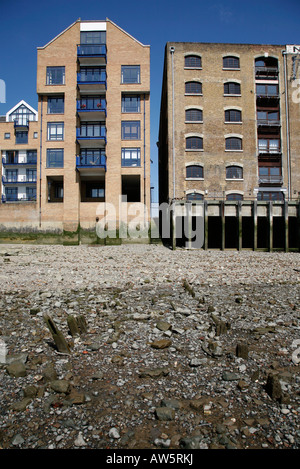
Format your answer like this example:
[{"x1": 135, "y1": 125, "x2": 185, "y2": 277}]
[
  {"x1": 224, "y1": 82, "x2": 241, "y2": 95},
  {"x1": 226, "y1": 193, "x2": 243, "y2": 201},
  {"x1": 187, "y1": 192, "x2": 204, "y2": 201},
  {"x1": 121, "y1": 66, "x2": 140, "y2": 84},
  {"x1": 226, "y1": 165, "x2": 243, "y2": 179},
  {"x1": 186, "y1": 165, "x2": 203, "y2": 178},
  {"x1": 185, "y1": 55, "x2": 202, "y2": 68},
  {"x1": 185, "y1": 81, "x2": 202, "y2": 94},
  {"x1": 225, "y1": 109, "x2": 242, "y2": 122},
  {"x1": 225, "y1": 137, "x2": 242, "y2": 151},
  {"x1": 185, "y1": 109, "x2": 203, "y2": 122},
  {"x1": 223, "y1": 56, "x2": 240, "y2": 69},
  {"x1": 186, "y1": 136, "x2": 203, "y2": 150}
]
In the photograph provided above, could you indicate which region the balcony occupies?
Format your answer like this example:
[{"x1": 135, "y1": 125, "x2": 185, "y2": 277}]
[
  {"x1": 258, "y1": 175, "x2": 283, "y2": 185},
  {"x1": 2, "y1": 175, "x2": 37, "y2": 184},
  {"x1": 76, "y1": 125, "x2": 106, "y2": 147},
  {"x1": 255, "y1": 66, "x2": 278, "y2": 80},
  {"x1": 257, "y1": 119, "x2": 281, "y2": 128},
  {"x1": 76, "y1": 154, "x2": 106, "y2": 174},
  {"x1": 77, "y1": 99, "x2": 106, "y2": 120},
  {"x1": 2, "y1": 156, "x2": 37, "y2": 166},
  {"x1": 77, "y1": 44, "x2": 106, "y2": 65},
  {"x1": 14, "y1": 118, "x2": 29, "y2": 130},
  {"x1": 77, "y1": 68, "x2": 106, "y2": 92},
  {"x1": 2, "y1": 194, "x2": 36, "y2": 203}
]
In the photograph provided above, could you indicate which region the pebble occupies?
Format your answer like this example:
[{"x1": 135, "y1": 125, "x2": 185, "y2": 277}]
[{"x1": 0, "y1": 244, "x2": 299, "y2": 450}]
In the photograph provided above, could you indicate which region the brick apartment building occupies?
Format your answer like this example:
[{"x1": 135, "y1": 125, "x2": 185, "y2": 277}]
[
  {"x1": 158, "y1": 42, "x2": 300, "y2": 204},
  {"x1": 158, "y1": 42, "x2": 300, "y2": 250},
  {"x1": 0, "y1": 19, "x2": 151, "y2": 241}
]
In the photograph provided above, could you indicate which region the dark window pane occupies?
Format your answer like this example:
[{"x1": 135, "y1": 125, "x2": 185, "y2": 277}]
[
  {"x1": 185, "y1": 55, "x2": 201, "y2": 68},
  {"x1": 223, "y1": 56, "x2": 240, "y2": 68},
  {"x1": 226, "y1": 193, "x2": 243, "y2": 201},
  {"x1": 225, "y1": 110, "x2": 242, "y2": 122},
  {"x1": 186, "y1": 165, "x2": 203, "y2": 178},
  {"x1": 226, "y1": 166, "x2": 243, "y2": 178},
  {"x1": 225, "y1": 137, "x2": 242, "y2": 150},
  {"x1": 224, "y1": 82, "x2": 241, "y2": 94},
  {"x1": 48, "y1": 97, "x2": 64, "y2": 114},
  {"x1": 121, "y1": 66, "x2": 140, "y2": 84},
  {"x1": 187, "y1": 193, "x2": 204, "y2": 201},
  {"x1": 185, "y1": 81, "x2": 202, "y2": 94},
  {"x1": 185, "y1": 109, "x2": 203, "y2": 121},
  {"x1": 46, "y1": 67, "x2": 65, "y2": 85},
  {"x1": 186, "y1": 136, "x2": 203, "y2": 150}
]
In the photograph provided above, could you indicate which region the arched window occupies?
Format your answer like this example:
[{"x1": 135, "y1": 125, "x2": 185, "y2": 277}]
[
  {"x1": 185, "y1": 109, "x2": 203, "y2": 122},
  {"x1": 226, "y1": 193, "x2": 243, "y2": 201},
  {"x1": 225, "y1": 109, "x2": 242, "y2": 122},
  {"x1": 185, "y1": 81, "x2": 202, "y2": 94},
  {"x1": 226, "y1": 165, "x2": 243, "y2": 179},
  {"x1": 185, "y1": 55, "x2": 202, "y2": 68},
  {"x1": 225, "y1": 137, "x2": 242, "y2": 150},
  {"x1": 186, "y1": 136, "x2": 203, "y2": 150},
  {"x1": 223, "y1": 56, "x2": 240, "y2": 69},
  {"x1": 187, "y1": 192, "x2": 204, "y2": 201},
  {"x1": 186, "y1": 165, "x2": 203, "y2": 178},
  {"x1": 224, "y1": 82, "x2": 241, "y2": 95}
]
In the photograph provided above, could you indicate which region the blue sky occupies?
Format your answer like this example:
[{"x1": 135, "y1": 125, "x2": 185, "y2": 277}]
[{"x1": 1, "y1": 0, "x2": 300, "y2": 200}]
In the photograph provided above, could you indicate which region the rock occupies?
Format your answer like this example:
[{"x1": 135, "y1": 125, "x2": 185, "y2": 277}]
[
  {"x1": 139, "y1": 367, "x2": 169, "y2": 378},
  {"x1": 156, "y1": 320, "x2": 171, "y2": 332},
  {"x1": 180, "y1": 436, "x2": 203, "y2": 449},
  {"x1": 155, "y1": 407, "x2": 175, "y2": 421},
  {"x1": 42, "y1": 362, "x2": 58, "y2": 381},
  {"x1": 11, "y1": 434, "x2": 24, "y2": 446},
  {"x1": 11, "y1": 398, "x2": 32, "y2": 412},
  {"x1": 161, "y1": 398, "x2": 182, "y2": 410},
  {"x1": 222, "y1": 371, "x2": 240, "y2": 381},
  {"x1": 50, "y1": 379, "x2": 71, "y2": 394},
  {"x1": 189, "y1": 358, "x2": 207, "y2": 367},
  {"x1": 6, "y1": 361, "x2": 27, "y2": 378},
  {"x1": 74, "y1": 432, "x2": 86, "y2": 447},
  {"x1": 23, "y1": 385, "x2": 38, "y2": 398},
  {"x1": 150, "y1": 339, "x2": 172, "y2": 349},
  {"x1": 109, "y1": 427, "x2": 120, "y2": 439}
]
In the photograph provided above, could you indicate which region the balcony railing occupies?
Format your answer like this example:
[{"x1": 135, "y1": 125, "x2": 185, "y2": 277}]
[
  {"x1": 77, "y1": 70, "x2": 106, "y2": 86},
  {"x1": 2, "y1": 194, "x2": 36, "y2": 203},
  {"x1": 2, "y1": 175, "x2": 37, "y2": 184},
  {"x1": 256, "y1": 92, "x2": 279, "y2": 99},
  {"x1": 258, "y1": 147, "x2": 281, "y2": 155},
  {"x1": 76, "y1": 126, "x2": 106, "y2": 142},
  {"x1": 255, "y1": 66, "x2": 278, "y2": 79},
  {"x1": 257, "y1": 119, "x2": 281, "y2": 127},
  {"x1": 77, "y1": 99, "x2": 106, "y2": 115},
  {"x1": 76, "y1": 154, "x2": 106, "y2": 170},
  {"x1": 258, "y1": 175, "x2": 283, "y2": 185},
  {"x1": 2, "y1": 157, "x2": 37, "y2": 166},
  {"x1": 14, "y1": 118, "x2": 30, "y2": 129},
  {"x1": 77, "y1": 44, "x2": 106, "y2": 58}
]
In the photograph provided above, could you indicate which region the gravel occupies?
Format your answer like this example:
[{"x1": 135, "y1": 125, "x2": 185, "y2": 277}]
[{"x1": 0, "y1": 243, "x2": 299, "y2": 449}]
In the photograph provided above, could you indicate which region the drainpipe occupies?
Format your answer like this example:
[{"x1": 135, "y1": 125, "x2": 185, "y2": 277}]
[
  {"x1": 282, "y1": 50, "x2": 291, "y2": 200},
  {"x1": 144, "y1": 94, "x2": 146, "y2": 224},
  {"x1": 170, "y1": 46, "x2": 175, "y2": 200},
  {"x1": 39, "y1": 96, "x2": 43, "y2": 228}
]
